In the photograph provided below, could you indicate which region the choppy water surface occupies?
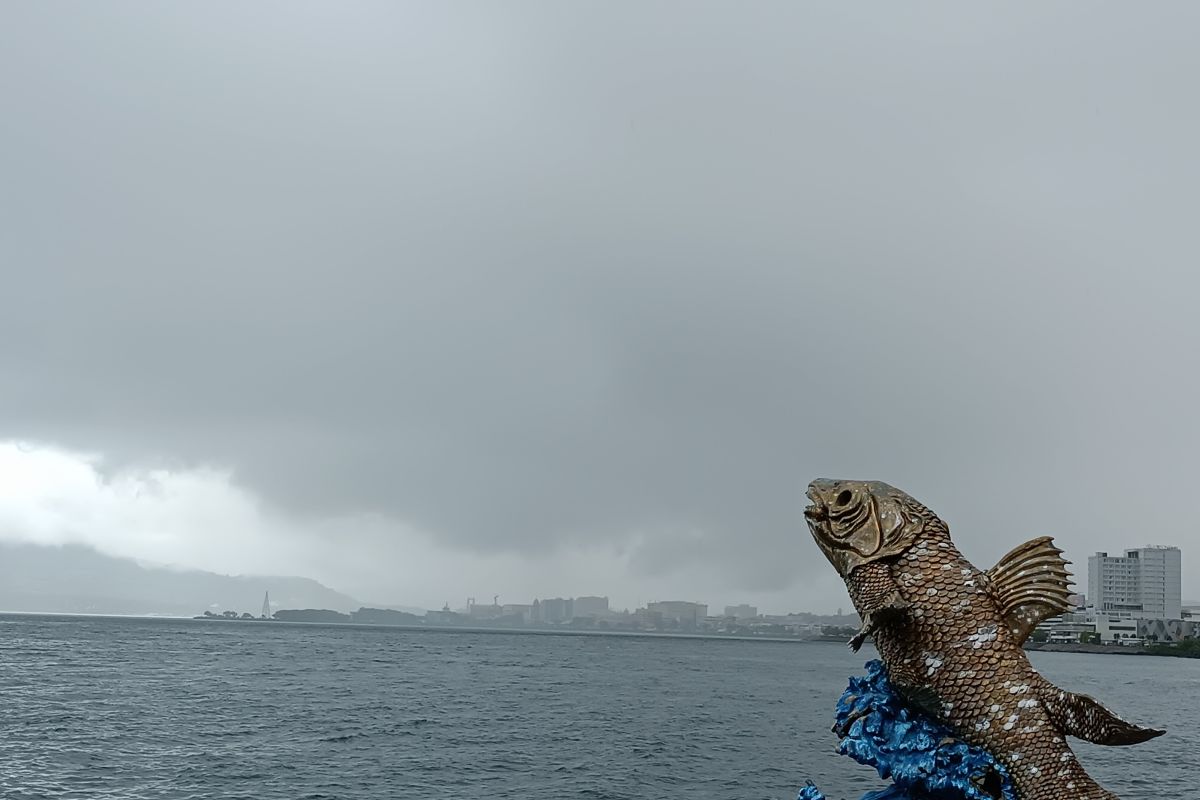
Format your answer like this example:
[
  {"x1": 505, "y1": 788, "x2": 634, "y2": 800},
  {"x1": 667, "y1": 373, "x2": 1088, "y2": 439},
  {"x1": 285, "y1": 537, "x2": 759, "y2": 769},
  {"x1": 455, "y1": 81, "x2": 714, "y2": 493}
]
[{"x1": 0, "y1": 615, "x2": 1193, "y2": 799}]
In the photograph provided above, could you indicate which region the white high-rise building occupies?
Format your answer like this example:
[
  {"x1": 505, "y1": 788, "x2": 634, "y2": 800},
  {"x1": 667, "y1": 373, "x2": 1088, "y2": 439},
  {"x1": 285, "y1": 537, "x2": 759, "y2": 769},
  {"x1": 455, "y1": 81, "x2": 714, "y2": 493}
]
[{"x1": 1088, "y1": 546, "x2": 1182, "y2": 620}]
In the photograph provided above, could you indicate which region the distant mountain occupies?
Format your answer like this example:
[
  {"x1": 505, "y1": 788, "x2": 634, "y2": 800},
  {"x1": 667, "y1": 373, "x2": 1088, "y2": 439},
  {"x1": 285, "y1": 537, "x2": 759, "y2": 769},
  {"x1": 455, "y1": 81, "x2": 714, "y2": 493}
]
[{"x1": 0, "y1": 542, "x2": 361, "y2": 617}]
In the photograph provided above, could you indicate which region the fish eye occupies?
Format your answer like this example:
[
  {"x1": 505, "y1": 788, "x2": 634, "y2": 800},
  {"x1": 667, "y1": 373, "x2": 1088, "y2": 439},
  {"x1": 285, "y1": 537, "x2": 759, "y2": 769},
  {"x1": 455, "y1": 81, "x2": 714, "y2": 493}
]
[{"x1": 834, "y1": 489, "x2": 853, "y2": 507}]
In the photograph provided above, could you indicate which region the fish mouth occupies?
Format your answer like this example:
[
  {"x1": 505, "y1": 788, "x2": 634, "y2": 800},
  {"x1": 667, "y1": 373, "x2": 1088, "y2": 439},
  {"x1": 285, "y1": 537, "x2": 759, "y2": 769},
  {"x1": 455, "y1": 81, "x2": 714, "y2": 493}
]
[{"x1": 804, "y1": 484, "x2": 828, "y2": 523}]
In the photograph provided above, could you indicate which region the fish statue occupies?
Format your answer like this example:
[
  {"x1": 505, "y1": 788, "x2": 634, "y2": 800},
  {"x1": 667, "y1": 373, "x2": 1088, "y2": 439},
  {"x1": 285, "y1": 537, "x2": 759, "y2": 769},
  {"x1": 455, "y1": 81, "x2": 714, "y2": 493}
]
[{"x1": 803, "y1": 479, "x2": 1164, "y2": 800}]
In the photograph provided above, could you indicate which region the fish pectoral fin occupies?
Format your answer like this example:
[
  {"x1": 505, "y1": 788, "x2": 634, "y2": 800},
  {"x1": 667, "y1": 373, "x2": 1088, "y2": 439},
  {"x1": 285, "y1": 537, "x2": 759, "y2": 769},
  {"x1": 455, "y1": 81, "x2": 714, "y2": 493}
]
[
  {"x1": 849, "y1": 594, "x2": 909, "y2": 652},
  {"x1": 1040, "y1": 683, "x2": 1165, "y2": 746},
  {"x1": 892, "y1": 680, "x2": 946, "y2": 722},
  {"x1": 984, "y1": 535, "x2": 1074, "y2": 645}
]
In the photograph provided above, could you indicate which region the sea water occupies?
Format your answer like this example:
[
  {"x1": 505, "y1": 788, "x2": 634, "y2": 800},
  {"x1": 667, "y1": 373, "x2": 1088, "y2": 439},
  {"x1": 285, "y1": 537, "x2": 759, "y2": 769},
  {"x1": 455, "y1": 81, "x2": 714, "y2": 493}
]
[{"x1": 0, "y1": 614, "x2": 1192, "y2": 799}]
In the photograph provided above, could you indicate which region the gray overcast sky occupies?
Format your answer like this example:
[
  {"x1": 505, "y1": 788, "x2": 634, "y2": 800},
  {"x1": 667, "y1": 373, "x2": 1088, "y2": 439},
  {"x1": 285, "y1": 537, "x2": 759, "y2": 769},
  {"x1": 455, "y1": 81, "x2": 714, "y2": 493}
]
[{"x1": 2, "y1": 4, "x2": 1198, "y2": 612}]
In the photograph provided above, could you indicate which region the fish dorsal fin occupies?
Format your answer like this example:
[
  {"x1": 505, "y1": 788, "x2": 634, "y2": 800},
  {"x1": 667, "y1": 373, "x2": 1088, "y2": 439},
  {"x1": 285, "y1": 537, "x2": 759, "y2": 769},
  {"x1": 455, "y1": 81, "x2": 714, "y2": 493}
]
[{"x1": 984, "y1": 536, "x2": 1073, "y2": 644}]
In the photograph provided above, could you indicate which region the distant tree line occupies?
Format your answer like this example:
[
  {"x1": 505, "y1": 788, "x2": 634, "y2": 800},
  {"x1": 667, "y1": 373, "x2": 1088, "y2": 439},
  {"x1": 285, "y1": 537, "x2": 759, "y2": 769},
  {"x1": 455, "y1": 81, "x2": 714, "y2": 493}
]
[{"x1": 1143, "y1": 638, "x2": 1200, "y2": 658}]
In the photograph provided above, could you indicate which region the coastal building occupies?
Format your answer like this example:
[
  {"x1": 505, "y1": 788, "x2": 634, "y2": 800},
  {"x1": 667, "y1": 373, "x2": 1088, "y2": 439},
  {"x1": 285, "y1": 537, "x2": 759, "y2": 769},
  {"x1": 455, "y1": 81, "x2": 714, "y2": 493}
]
[
  {"x1": 426, "y1": 608, "x2": 465, "y2": 625},
  {"x1": 573, "y1": 596, "x2": 609, "y2": 618},
  {"x1": 467, "y1": 601, "x2": 503, "y2": 620},
  {"x1": 537, "y1": 597, "x2": 573, "y2": 624},
  {"x1": 502, "y1": 604, "x2": 536, "y2": 624},
  {"x1": 1033, "y1": 612, "x2": 1095, "y2": 644},
  {"x1": 646, "y1": 601, "x2": 708, "y2": 628},
  {"x1": 723, "y1": 604, "x2": 758, "y2": 620},
  {"x1": 1093, "y1": 615, "x2": 1140, "y2": 645},
  {"x1": 1087, "y1": 546, "x2": 1181, "y2": 620},
  {"x1": 1137, "y1": 617, "x2": 1200, "y2": 643}
]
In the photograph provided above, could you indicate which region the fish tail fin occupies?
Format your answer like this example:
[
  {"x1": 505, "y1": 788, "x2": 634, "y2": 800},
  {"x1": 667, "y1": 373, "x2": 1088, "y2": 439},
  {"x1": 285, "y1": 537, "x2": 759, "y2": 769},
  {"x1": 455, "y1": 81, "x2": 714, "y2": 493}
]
[{"x1": 1039, "y1": 682, "x2": 1165, "y2": 746}]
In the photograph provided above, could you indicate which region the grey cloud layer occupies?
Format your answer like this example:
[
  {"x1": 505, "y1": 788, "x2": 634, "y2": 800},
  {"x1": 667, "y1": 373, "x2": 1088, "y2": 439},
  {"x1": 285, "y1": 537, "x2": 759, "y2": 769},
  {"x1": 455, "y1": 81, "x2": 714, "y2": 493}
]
[{"x1": 3, "y1": 4, "x2": 1198, "y2": 599}]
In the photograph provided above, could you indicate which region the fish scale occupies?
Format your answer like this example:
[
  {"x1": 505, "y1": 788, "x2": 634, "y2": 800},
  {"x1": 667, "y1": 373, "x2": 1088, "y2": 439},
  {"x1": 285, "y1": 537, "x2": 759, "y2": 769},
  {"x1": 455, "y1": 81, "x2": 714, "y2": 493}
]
[{"x1": 805, "y1": 479, "x2": 1164, "y2": 800}]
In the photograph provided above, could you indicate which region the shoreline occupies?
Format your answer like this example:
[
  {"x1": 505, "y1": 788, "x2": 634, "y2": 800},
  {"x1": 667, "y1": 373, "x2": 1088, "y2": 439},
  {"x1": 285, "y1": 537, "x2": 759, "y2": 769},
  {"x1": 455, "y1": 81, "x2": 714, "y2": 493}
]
[
  {"x1": 8, "y1": 611, "x2": 1196, "y2": 657},
  {"x1": 193, "y1": 616, "x2": 854, "y2": 645},
  {"x1": 1025, "y1": 642, "x2": 1149, "y2": 656},
  {"x1": 1026, "y1": 641, "x2": 1200, "y2": 659},
  {"x1": 2, "y1": 610, "x2": 845, "y2": 645}
]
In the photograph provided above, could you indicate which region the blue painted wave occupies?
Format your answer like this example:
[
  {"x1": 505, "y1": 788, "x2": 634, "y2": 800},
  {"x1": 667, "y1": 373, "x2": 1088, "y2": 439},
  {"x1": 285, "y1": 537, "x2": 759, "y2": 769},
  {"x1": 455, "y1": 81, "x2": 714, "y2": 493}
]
[{"x1": 798, "y1": 660, "x2": 1016, "y2": 800}]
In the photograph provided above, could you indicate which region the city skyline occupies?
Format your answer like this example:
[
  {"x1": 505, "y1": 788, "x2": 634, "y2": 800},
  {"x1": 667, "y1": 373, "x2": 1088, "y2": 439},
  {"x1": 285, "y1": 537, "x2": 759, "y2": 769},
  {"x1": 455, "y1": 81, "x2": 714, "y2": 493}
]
[
  {"x1": 416, "y1": 542, "x2": 1194, "y2": 619},
  {"x1": 4, "y1": 530, "x2": 1192, "y2": 622}
]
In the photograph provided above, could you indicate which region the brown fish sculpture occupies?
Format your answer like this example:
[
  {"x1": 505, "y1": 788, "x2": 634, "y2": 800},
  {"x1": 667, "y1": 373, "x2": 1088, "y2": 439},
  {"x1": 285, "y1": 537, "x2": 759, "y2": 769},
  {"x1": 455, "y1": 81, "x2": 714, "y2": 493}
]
[{"x1": 804, "y1": 479, "x2": 1163, "y2": 800}]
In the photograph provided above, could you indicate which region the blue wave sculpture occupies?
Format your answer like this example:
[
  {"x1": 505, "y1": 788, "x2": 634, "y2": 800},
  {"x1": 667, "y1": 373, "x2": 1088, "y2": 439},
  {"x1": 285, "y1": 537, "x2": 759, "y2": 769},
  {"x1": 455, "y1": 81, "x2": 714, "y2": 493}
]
[{"x1": 797, "y1": 660, "x2": 1017, "y2": 800}]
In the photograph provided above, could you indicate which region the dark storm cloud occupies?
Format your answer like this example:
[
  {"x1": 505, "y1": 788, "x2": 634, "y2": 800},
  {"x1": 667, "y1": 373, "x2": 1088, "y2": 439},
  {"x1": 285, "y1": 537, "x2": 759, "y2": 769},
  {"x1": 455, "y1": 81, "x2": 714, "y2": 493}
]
[{"x1": 3, "y1": 4, "x2": 1199, "y2": 598}]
